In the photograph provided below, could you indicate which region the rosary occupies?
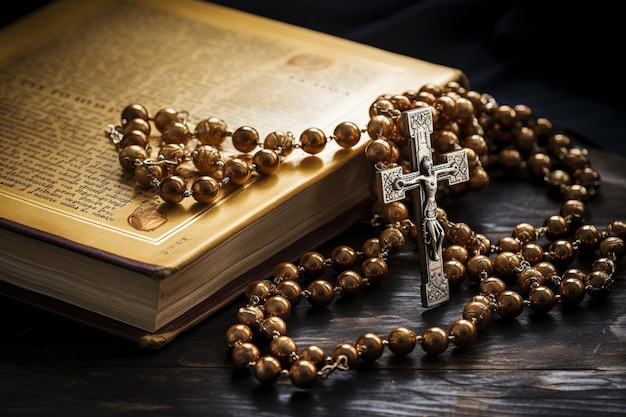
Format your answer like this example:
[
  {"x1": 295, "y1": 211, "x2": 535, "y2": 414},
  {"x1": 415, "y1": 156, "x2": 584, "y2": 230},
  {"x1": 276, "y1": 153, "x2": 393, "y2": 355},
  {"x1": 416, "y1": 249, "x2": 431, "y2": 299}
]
[{"x1": 107, "y1": 80, "x2": 625, "y2": 389}]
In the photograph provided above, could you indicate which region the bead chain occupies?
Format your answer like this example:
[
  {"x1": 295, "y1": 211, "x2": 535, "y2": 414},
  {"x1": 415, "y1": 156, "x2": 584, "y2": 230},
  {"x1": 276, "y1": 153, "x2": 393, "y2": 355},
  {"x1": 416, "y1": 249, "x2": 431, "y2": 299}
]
[
  {"x1": 223, "y1": 80, "x2": 626, "y2": 389},
  {"x1": 105, "y1": 104, "x2": 363, "y2": 204}
]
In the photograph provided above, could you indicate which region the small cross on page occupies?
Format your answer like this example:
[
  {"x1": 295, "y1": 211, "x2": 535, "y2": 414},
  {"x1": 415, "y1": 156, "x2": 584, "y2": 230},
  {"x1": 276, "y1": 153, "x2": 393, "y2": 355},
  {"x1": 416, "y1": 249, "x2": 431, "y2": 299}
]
[{"x1": 377, "y1": 107, "x2": 470, "y2": 308}]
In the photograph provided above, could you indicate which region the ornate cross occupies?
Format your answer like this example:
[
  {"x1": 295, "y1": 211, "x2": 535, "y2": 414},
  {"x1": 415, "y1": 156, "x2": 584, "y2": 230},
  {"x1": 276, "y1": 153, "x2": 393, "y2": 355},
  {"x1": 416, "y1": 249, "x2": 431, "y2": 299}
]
[{"x1": 377, "y1": 107, "x2": 470, "y2": 308}]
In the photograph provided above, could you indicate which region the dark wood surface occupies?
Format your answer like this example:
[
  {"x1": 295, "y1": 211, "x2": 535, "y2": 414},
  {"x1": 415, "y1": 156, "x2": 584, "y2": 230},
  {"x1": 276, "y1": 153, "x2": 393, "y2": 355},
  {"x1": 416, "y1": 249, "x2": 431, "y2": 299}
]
[{"x1": 1, "y1": 147, "x2": 625, "y2": 417}]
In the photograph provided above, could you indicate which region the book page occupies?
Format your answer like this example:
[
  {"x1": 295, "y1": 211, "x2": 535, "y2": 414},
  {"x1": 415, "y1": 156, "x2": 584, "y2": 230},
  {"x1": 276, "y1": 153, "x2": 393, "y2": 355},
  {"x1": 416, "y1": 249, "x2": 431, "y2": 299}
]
[{"x1": 0, "y1": 0, "x2": 460, "y2": 259}]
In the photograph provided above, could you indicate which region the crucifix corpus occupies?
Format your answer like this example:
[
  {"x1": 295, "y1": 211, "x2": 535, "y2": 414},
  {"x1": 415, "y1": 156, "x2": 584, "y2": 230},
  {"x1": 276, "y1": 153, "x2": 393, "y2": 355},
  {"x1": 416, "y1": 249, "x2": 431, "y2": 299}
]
[{"x1": 377, "y1": 107, "x2": 470, "y2": 308}]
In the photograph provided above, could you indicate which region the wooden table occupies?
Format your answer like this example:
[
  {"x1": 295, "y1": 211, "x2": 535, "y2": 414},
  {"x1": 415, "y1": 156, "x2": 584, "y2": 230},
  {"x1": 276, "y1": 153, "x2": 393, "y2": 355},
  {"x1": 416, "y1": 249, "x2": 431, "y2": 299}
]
[{"x1": 1, "y1": 147, "x2": 624, "y2": 417}]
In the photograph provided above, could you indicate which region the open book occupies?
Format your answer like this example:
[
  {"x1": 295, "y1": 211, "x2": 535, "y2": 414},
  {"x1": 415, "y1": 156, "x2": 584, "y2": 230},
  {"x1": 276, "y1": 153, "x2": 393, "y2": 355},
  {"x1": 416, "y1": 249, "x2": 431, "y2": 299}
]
[{"x1": 0, "y1": 0, "x2": 463, "y2": 347}]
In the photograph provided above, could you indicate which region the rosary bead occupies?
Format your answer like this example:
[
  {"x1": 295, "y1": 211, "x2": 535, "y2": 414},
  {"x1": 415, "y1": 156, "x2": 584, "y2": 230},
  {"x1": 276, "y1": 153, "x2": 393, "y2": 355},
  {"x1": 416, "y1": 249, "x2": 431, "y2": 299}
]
[
  {"x1": 244, "y1": 280, "x2": 272, "y2": 302},
  {"x1": 444, "y1": 245, "x2": 469, "y2": 263},
  {"x1": 498, "y1": 236, "x2": 521, "y2": 253},
  {"x1": 573, "y1": 167, "x2": 601, "y2": 190},
  {"x1": 471, "y1": 294, "x2": 492, "y2": 306},
  {"x1": 546, "y1": 132, "x2": 570, "y2": 156},
  {"x1": 575, "y1": 225, "x2": 601, "y2": 250},
  {"x1": 527, "y1": 286, "x2": 556, "y2": 313},
  {"x1": 434, "y1": 95, "x2": 456, "y2": 120},
  {"x1": 222, "y1": 158, "x2": 251, "y2": 186},
  {"x1": 379, "y1": 227, "x2": 405, "y2": 253},
  {"x1": 231, "y1": 342, "x2": 260, "y2": 370},
  {"x1": 289, "y1": 360, "x2": 318, "y2": 389},
  {"x1": 493, "y1": 252, "x2": 521, "y2": 281},
  {"x1": 159, "y1": 143, "x2": 185, "y2": 162},
  {"x1": 512, "y1": 223, "x2": 537, "y2": 244},
  {"x1": 190, "y1": 176, "x2": 220, "y2": 204},
  {"x1": 299, "y1": 251, "x2": 326, "y2": 277},
  {"x1": 159, "y1": 176, "x2": 187, "y2": 204},
  {"x1": 381, "y1": 201, "x2": 409, "y2": 224},
  {"x1": 532, "y1": 118, "x2": 554, "y2": 142},
  {"x1": 559, "y1": 276, "x2": 586, "y2": 305},
  {"x1": 462, "y1": 134, "x2": 489, "y2": 158},
  {"x1": 361, "y1": 257, "x2": 388, "y2": 285},
  {"x1": 356, "y1": 332, "x2": 385, "y2": 362},
  {"x1": 390, "y1": 94, "x2": 412, "y2": 111},
  {"x1": 599, "y1": 237, "x2": 625, "y2": 260},
  {"x1": 121, "y1": 103, "x2": 149, "y2": 124},
  {"x1": 369, "y1": 98, "x2": 395, "y2": 117},
  {"x1": 332, "y1": 344, "x2": 360, "y2": 369},
  {"x1": 421, "y1": 327, "x2": 449, "y2": 355},
  {"x1": 336, "y1": 270, "x2": 364, "y2": 298},
  {"x1": 561, "y1": 147, "x2": 589, "y2": 172},
  {"x1": 496, "y1": 290, "x2": 525, "y2": 318},
  {"x1": 300, "y1": 127, "x2": 327, "y2": 154},
  {"x1": 444, "y1": 259, "x2": 466, "y2": 288},
  {"x1": 237, "y1": 305, "x2": 264, "y2": 329},
  {"x1": 300, "y1": 345, "x2": 326, "y2": 368},
  {"x1": 607, "y1": 221, "x2": 626, "y2": 238},
  {"x1": 585, "y1": 271, "x2": 612, "y2": 298},
  {"x1": 517, "y1": 267, "x2": 545, "y2": 295},
  {"x1": 591, "y1": 258, "x2": 615, "y2": 275},
  {"x1": 276, "y1": 280, "x2": 302, "y2": 306},
  {"x1": 121, "y1": 117, "x2": 151, "y2": 136},
  {"x1": 364, "y1": 138, "x2": 393, "y2": 164},
  {"x1": 260, "y1": 316, "x2": 287, "y2": 339},
  {"x1": 225, "y1": 324, "x2": 254, "y2": 348},
  {"x1": 269, "y1": 335, "x2": 298, "y2": 366},
  {"x1": 161, "y1": 121, "x2": 190, "y2": 145},
  {"x1": 263, "y1": 131, "x2": 294, "y2": 157},
  {"x1": 153, "y1": 107, "x2": 178, "y2": 133},
  {"x1": 232, "y1": 126, "x2": 260, "y2": 153},
  {"x1": 432, "y1": 130, "x2": 459, "y2": 154},
  {"x1": 192, "y1": 145, "x2": 221, "y2": 172},
  {"x1": 546, "y1": 170, "x2": 572, "y2": 197},
  {"x1": 362, "y1": 238, "x2": 381, "y2": 259},
  {"x1": 521, "y1": 242, "x2": 544, "y2": 265},
  {"x1": 534, "y1": 261, "x2": 559, "y2": 280},
  {"x1": 543, "y1": 215, "x2": 569, "y2": 241},
  {"x1": 119, "y1": 129, "x2": 149, "y2": 149},
  {"x1": 306, "y1": 280, "x2": 335, "y2": 307},
  {"x1": 387, "y1": 327, "x2": 417, "y2": 355},
  {"x1": 494, "y1": 104, "x2": 516, "y2": 130},
  {"x1": 548, "y1": 240, "x2": 575, "y2": 268},
  {"x1": 462, "y1": 301, "x2": 492, "y2": 331},
  {"x1": 331, "y1": 245, "x2": 358, "y2": 271},
  {"x1": 118, "y1": 145, "x2": 149, "y2": 171},
  {"x1": 273, "y1": 261, "x2": 301, "y2": 282},
  {"x1": 466, "y1": 254, "x2": 494, "y2": 282},
  {"x1": 253, "y1": 356, "x2": 282, "y2": 385},
  {"x1": 449, "y1": 319, "x2": 478, "y2": 348},
  {"x1": 252, "y1": 149, "x2": 280, "y2": 176},
  {"x1": 367, "y1": 115, "x2": 395, "y2": 142},
  {"x1": 469, "y1": 166, "x2": 490, "y2": 192},
  {"x1": 563, "y1": 184, "x2": 590, "y2": 202},
  {"x1": 526, "y1": 152, "x2": 552, "y2": 179},
  {"x1": 194, "y1": 117, "x2": 228, "y2": 146},
  {"x1": 264, "y1": 295, "x2": 292, "y2": 320},
  {"x1": 479, "y1": 276, "x2": 507, "y2": 295},
  {"x1": 514, "y1": 126, "x2": 537, "y2": 154},
  {"x1": 134, "y1": 164, "x2": 166, "y2": 188},
  {"x1": 561, "y1": 200, "x2": 586, "y2": 223},
  {"x1": 446, "y1": 222, "x2": 473, "y2": 246},
  {"x1": 333, "y1": 121, "x2": 361, "y2": 148}
]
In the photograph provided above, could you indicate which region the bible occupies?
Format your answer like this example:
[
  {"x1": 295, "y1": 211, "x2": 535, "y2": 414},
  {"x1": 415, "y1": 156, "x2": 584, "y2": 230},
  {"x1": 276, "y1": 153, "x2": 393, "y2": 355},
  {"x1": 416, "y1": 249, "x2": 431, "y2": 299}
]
[{"x1": 0, "y1": 0, "x2": 463, "y2": 347}]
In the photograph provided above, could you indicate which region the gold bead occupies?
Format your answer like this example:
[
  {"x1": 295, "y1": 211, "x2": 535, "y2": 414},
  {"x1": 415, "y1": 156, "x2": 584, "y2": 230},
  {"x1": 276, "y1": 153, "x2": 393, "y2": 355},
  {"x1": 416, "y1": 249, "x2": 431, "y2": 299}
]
[
  {"x1": 444, "y1": 259, "x2": 466, "y2": 288},
  {"x1": 462, "y1": 301, "x2": 492, "y2": 331},
  {"x1": 361, "y1": 257, "x2": 388, "y2": 285},
  {"x1": 264, "y1": 295, "x2": 292, "y2": 320},
  {"x1": 153, "y1": 107, "x2": 178, "y2": 133},
  {"x1": 252, "y1": 356, "x2": 282, "y2": 385},
  {"x1": 336, "y1": 270, "x2": 364, "y2": 298},
  {"x1": 559, "y1": 276, "x2": 586, "y2": 305},
  {"x1": 118, "y1": 145, "x2": 149, "y2": 171},
  {"x1": 300, "y1": 345, "x2": 326, "y2": 368},
  {"x1": 195, "y1": 117, "x2": 228, "y2": 146},
  {"x1": 122, "y1": 117, "x2": 151, "y2": 136},
  {"x1": 497, "y1": 236, "x2": 520, "y2": 253},
  {"x1": 520, "y1": 242, "x2": 544, "y2": 265},
  {"x1": 496, "y1": 290, "x2": 524, "y2": 318},
  {"x1": 300, "y1": 127, "x2": 327, "y2": 154},
  {"x1": 591, "y1": 258, "x2": 615, "y2": 275},
  {"x1": 332, "y1": 343, "x2": 359, "y2": 369},
  {"x1": 575, "y1": 224, "x2": 601, "y2": 250},
  {"x1": 446, "y1": 222, "x2": 473, "y2": 246},
  {"x1": 561, "y1": 199, "x2": 586, "y2": 223},
  {"x1": 512, "y1": 223, "x2": 537, "y2": 244},
  {"x1": 361, "y1": 238, "x2": 381, "y2": 259},
  {"x1": 161, "y1": 121, "x2": 190, "y2": 145},
  {"x1": 479, "y1": 276, "x2": 507, "y2": 295},
  {"x1": 563, "y1": 184, "x2": 589, "y2": 202},
  {"x1": 599, "y1": 237, "x2": 625, "y2": 260},
  {"x1": 222, "y1": 158, "x2": 251, "y2": 186},
  {"x1": 299, "y1": 251, "x2": 326, "y2": 277},
  {"x1": 364, "y1": 138, "x2": 393, "y2": 164},
  {"x1": 252, "y1": 149, "x2": 280, "y2": 176},
  {"x1": 289, "y1": 359, "x2": 318, "y2": 389},
  {"x1": 306, "y1": 280, "x2": 335, "y2": 307},
  {"x1": 379, "y1": 227, "x2": 405, "y2": 253},
  {"x1": 543, "y1": 215, "x2": 569, "y2": 241},
  {"x1": 517, "y1": 267, "x2": 545, "y2": 295},
  {"x1": 121, "y1": 103, "x2": 149, "y2": 124},
  {"x1": 232, "y1": 126, "x2": 259, "y2": 153},
  {"x1": 534, "y1": 261, "x2": 559, "y2": 280},
  {"x1": 273, "y1": 261, "x2": 300, "y2": 282},
  {"x1": 527, "y1": 285, "x2": 556, "y2": 313},
  {"x1": 119, "y1": 129, "x2": 149, "y2": 149},
  {"x1": 225, "y1": 324, "x2": 253, "y2": 347},
  {"x1": 607, "y1": 221, "x2": 626, "y2": 238},
  {"x1": 381, "y1": 201, "x2": 409, "y2": 224},
  {"x1": 237, "y1": 305, "x2": 264, "y2": 328},
  {"x1": 264, "y1": 131, "x2": 294, "y2": 157},
  {"x1": 444, "y1": 245, "x2": 469, "y2": 263},
  {"x1": 159, "y1": 143, "x2": 185, "y2": 162},
  {"x1": 387, "y1": 327, "x2": 417, "y2": 356},
  {"x1": 276, "y1": 280, "x2": 302, "y2": 306},
  {"x1": 331, "y1": 245, "x2": 358, "y2": 271},
  {"x1": 585, "y1": 271, "x2": 612, "y2": 298},
  {"x1": 466, "y1": 254, "x2": 493, "y2": 282},
  {"x1": 158, "y1": 176, "x2": 187, "y2": 204},
  {"x1": 469, "y1": 166, "x2": 490, "y2": 192},
  {"x1": 191, "y1": 176, "x2": 220, "y2": 205},
  {"x1": 548, "y1": 240, "x2": 575, "y2": 269},
  {"x1": 421, "y1": 327, "x2": 449, "y2": 355},
  {"x1": 547, "y1": 169, "x2": 572, "y2": 197},
  {"x1": 356, "y1": 332, "x2": 384, "y2": 362},
  {"x1": 192, "y1": 145, "x2": 221, "y2": 173},
  {"x1": 269, "y1": 335, "x2": 297, "y2": 366},
  {"x1": 231, "y1": 342, "x2": 259, "y2": 370},
  {"x1": 134, "y1": 164, "x2": 165, "y2": 188},
  {"x1": 244, "y1": 280, "x2": 272, "y2": 301},
  {"x1": 449, "y1": 319, "x2": 477, "y2": 348},
  {"x1": 493, "y1": 251, "x2": 521, "y2": 281},
  {"x1": 367, "y1": 115, "x2": 394, "y2": 141},
  {"x1": 260, "y1": 316, "x2": 287, "y2": 339},
  {"x1": 333, "y1": 121, "x2": 361, "y2": 148}
]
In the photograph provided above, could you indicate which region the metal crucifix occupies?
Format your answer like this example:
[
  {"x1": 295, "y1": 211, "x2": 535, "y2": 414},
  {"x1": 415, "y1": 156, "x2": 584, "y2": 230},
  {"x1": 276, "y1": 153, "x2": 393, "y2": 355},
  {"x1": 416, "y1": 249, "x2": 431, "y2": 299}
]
[{"x1": 377, "y1": 107, "x2": 470, "y2": 308}]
